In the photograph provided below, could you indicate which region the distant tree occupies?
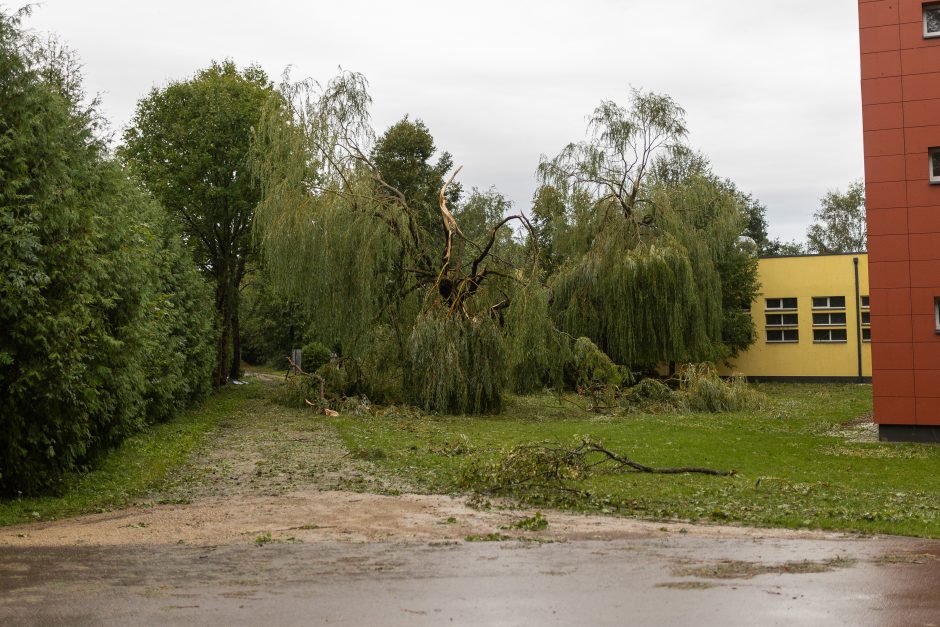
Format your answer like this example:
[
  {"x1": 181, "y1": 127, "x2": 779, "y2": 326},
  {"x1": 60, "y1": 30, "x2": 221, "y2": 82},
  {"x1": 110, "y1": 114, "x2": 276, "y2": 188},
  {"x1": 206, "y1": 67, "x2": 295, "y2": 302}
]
[
  {"x1": 805, "y1": 180, "x2": 866, "y2": 253},
  {"x1": 764, "y1": 238, "x2": 805, "y2": 256},
  {"x1": 121, "y1": 61, "x2": 275, "y2": 386},
  {"x1": 370, "y1": 116, "x2": 461, "y2": 241}
]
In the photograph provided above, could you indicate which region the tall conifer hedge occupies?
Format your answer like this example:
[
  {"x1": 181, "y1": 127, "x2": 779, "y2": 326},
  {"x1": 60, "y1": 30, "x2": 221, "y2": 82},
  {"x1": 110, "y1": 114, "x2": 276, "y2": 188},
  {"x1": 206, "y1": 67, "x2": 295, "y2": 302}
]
[{"x1": 0, "y1": 10, "x2": 214, "y2": 495}]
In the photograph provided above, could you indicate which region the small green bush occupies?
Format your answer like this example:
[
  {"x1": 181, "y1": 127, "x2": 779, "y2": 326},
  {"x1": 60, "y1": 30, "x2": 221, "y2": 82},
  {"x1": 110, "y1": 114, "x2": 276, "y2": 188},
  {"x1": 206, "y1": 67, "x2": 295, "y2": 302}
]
[{"x1": 301, "y1": 341, "x2": 332, "y2": 373}]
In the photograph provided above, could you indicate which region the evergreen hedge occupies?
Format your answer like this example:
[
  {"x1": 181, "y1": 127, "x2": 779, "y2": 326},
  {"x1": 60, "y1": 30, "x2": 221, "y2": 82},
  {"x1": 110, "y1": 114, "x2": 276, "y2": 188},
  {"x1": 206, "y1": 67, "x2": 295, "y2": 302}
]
[{"x1": 0, "y1": 10, "x2": 214, "y2": 495}]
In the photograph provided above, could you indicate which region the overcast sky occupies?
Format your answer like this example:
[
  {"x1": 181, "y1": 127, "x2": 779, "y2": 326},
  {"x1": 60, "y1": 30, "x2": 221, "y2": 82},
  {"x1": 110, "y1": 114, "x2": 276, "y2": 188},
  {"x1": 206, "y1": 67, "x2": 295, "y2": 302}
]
[{"x1": 25, "y1": 0, "x2": 862, "y2": 241}]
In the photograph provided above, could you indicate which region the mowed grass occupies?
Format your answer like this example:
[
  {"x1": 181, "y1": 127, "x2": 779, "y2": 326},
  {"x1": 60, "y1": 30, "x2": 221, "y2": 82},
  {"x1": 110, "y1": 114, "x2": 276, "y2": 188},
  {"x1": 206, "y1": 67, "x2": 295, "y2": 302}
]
[
  {"x1": 0, "y1": 383, "x2": 263, "y2": 527},
  {"x1": 329, "y1": 384, "x2": 940, "y2": 538}
]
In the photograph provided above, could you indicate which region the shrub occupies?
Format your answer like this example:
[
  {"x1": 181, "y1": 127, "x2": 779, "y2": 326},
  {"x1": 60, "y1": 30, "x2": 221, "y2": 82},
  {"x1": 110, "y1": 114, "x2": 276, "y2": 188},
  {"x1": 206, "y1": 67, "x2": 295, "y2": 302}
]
[
  {"x1": 0, "y1": 11, "x2": 214, "y2": 495},
  {"x1": 301, "y1": 341, "x2": 332, "y2": 373}
]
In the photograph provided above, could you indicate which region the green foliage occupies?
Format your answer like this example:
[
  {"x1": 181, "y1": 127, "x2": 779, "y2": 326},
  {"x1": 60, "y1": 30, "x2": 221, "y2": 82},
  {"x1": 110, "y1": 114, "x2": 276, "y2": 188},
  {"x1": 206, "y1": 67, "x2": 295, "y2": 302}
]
[
  {"x1": 121, "y1": 60, "x2": 276, "y2": 385},
  {"x1": 240, "y1": 273, "x2": 308, "y2": 368},
  {"x1": 541, "y1": 96, "x2": 761, "y2": 365},
  {"x1": 503, "y1": 282, "x2": 569, "y2": 394},
  {"x1": 370, "y1": 116, "x2": 461, "y2": 242},
  {"x1": 806, "y1": 180, "x2": 867, "y2": 254},
  {"x1": 250, "y1": 73, "x2": 530, "y2": 413},
  {"x1": 620, "y1": 366, "x2": 765, "y2": 414},
  {"x1": 568, "y1": 337, "x2": 630, "y2": 389},
  {"x1": 676, "y1": 364, "x2": 765, "y2": 413},
  {"x1": 553, "y1": 237, "x2": 715, "y2": 365},
  {"x1": 0, "y1": 10, "x2": 214, "y2": 495},
  {"x1": 406, "y1": 309, "x2": 506, "y2": 414},
  {"x1": 301, "y1": 341, "x2": 332, "y2": 373}
]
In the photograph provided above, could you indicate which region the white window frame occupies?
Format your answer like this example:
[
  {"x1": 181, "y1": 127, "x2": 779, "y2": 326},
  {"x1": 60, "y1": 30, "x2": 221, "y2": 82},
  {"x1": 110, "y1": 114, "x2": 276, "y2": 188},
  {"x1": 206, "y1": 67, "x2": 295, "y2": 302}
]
[
  {"x1": 812, "y1": 296, "x2": 846, "y2": 310},
  {"x1": 931, "y1": 147, "x2": 940, "y2": 184},
  {"x1": 766, "y1": 313, "x2": 799, "y2": 328},
  {"x1": 813, "y1": 328, "x2": 848, "y2": 344},
  {"x1": 812, "y1": 312, "x2": 847, "y2": 327},
  {"x1": 766, "y1": 297, "x2": 797, "y2": 311},
  {"x1": 925, "y1": 3, "x2": 940, "y2": 39},
  {"x1": 767, "y1": 328, "x2": 799, "y2": 344}
]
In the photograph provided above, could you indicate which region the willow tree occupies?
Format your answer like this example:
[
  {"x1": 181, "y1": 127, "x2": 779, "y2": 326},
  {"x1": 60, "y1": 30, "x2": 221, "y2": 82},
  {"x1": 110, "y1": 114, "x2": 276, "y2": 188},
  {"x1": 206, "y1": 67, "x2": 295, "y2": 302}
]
[
  {"x1": 250, "y1": 73, "x2": 538, "y2": 412},
  {"x1": 540, "y1": 90, "x2": 753, "y2": 366}
]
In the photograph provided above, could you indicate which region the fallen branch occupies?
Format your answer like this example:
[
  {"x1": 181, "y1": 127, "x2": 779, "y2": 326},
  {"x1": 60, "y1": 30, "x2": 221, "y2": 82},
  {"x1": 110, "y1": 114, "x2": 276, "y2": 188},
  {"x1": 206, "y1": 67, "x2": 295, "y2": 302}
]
[{"x1": 460, "y1": 436, "x2": 735, "y2": 497}]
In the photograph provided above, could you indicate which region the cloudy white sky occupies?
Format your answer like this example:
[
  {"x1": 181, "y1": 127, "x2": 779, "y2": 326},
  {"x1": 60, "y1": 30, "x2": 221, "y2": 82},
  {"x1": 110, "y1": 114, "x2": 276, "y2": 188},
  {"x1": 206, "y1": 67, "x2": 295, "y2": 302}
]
[{"x1": 25, "y1": 0, "x2": 862, "y2": 241}]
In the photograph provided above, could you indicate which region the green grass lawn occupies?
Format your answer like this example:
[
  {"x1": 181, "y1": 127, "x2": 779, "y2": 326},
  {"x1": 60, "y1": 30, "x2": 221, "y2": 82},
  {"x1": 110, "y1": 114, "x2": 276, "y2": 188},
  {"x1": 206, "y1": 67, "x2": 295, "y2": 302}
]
[
  {"x1": 329, "y1": 383, "x2": 940, "y2": 538},
  {"x1": 0, "y1": 384, "x2": 261, "y2": 527},
  {"x1": 4, "y1": 380, "x2": 939, "y2": 539}
]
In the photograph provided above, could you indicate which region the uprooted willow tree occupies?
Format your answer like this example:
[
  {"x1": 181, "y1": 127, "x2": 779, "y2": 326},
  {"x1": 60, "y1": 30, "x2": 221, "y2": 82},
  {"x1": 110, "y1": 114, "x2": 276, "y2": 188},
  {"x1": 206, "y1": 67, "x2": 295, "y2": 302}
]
[
  {"x1": 249, "y1": 74, "x2": 760, "y2": 414},
  {"x1": 250, "y1": 72, "x2": 544, "y2": 413}
]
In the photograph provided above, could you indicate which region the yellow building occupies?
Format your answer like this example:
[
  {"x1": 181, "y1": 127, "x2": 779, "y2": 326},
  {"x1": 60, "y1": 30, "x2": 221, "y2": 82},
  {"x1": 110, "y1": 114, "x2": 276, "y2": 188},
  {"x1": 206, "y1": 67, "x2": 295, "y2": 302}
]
[{"x1": 721, "y1": 252, "x2": 872, "y2": 381}]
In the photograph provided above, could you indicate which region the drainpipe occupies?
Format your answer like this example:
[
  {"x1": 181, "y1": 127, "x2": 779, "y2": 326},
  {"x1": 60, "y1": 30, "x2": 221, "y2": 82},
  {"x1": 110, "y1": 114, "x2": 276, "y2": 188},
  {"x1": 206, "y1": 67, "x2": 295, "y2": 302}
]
[{"x1": 853, "y1": 257, "x2": 863, "y2": 383}]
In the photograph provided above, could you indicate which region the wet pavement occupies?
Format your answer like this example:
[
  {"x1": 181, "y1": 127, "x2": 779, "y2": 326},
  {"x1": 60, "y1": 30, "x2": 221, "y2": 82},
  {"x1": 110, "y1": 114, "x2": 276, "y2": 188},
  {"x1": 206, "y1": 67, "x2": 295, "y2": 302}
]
[{"x1": 2, "y1": 532, "x2": 939, "y2": 626}]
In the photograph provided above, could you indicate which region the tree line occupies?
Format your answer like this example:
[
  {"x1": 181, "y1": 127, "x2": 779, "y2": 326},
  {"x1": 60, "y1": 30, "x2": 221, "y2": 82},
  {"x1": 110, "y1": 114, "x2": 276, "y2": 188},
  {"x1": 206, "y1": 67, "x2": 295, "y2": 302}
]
[{"x1": 0, "y1": 7, "x2": 864, "y2": 495}]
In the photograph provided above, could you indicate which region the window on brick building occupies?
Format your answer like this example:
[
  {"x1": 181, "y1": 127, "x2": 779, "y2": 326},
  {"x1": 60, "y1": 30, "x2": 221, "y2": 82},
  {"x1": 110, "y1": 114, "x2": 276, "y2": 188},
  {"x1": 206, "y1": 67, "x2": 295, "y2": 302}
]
[
  {"x1": 926, "y1": 4, "x2": 940, "y2": 38},
  {"x1": 860, "y1": 295, "x2": 871, "y2": 343},
  {"x1": 935, "y1": 297, "x2": 940, "y2": 333},
  {"x1": 931, "y1": 148, "x2": 940, "y2": 183}
]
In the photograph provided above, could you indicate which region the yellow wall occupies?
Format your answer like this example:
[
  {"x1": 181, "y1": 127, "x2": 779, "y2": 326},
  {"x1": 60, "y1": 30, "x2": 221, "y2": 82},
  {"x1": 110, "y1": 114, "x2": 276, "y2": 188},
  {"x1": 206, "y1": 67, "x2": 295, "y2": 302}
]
[{"x1": 721, "y1": 253, "x2": 872, "y2": 379}]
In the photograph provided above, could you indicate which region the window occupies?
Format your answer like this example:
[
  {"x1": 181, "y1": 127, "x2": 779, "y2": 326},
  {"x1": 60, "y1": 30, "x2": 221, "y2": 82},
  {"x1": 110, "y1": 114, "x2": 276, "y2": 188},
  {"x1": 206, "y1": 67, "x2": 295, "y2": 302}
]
[
  {"x1": 812, "y1": 296, "x2": 845, "y2": 309},
  {"x1": 861, "y1": 294, "x2": 871, "y2": 343},
  {"x1": 814, "y1": 328, "x2": 848, "y2": 343},
  {"x1": 767, "y1": 329, "x2": 799, "y2": 343},
  {"x1": 813, "y1": 312, "x2": 847, "y2": 326},
  {"x1": 765, "y1": 297, "x2": 798, "y2": 343},
  {"x1": 766, "y1": 297, "x2": 797, "y2": 310},
  {"x1": 925, "y1": 3, "x2": 940, "y2": 38},
  {"x1": 811, "y1": 295, "x2": 846, "y2": 342},
  {"x1": 935, "y1": 297, "x2": 940, "y2": 333},
  {"x1": 931, "y1": 148, "x2": 940, "y2": 184},
  {"x1": 766, "y1": 313, "x2": 799, "y2": 327}
]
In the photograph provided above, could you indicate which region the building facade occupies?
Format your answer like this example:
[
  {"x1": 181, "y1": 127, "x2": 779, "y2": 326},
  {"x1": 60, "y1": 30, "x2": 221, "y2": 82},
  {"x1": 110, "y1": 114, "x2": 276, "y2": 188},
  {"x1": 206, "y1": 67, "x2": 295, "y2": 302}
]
[
  {"x1": 721, "y1": 254, "x2": 872, "y2": 381},
  {"x1": 858, "y1": 0, "x2": 940, "y2": 441}
]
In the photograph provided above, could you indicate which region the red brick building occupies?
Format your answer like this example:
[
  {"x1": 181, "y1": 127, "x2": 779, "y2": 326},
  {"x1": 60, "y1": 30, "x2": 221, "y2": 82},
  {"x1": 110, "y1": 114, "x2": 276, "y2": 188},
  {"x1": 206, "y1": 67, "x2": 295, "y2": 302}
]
[{"x1": 859, "y1": 0, "x2": 940, "y2": 441}]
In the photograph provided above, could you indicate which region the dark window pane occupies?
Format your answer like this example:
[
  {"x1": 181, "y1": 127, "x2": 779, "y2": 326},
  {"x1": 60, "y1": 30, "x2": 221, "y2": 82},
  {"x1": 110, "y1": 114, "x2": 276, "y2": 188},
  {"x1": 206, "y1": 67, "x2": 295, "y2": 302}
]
[
  {"x1": 863, "y1": 328, "x2": 871, "y2": 341},
  {"x1": 861, "y1": 295, "x2": 869, "y2": 308},
  {"x1": 782, "y1": 298, "x2": 797, "y2": 309},
  {"x1": 832, "y1": 329, "x2": 847, "y2": 341},
  {"x1": 784, "y1": 329, "x2": 799, "y2": 342},
  {"x1": 767, "y1": 330, "x2": 782, "y2": 342},
  {"x1": 929, "y1": 8, "x2": 940, "y2": 34},
  {"x1": 862, "y1": 312, "x2": 871, "y2": 324},
  {"x1": 784, "y1": 313, "x2": 798, "y2": 325}
]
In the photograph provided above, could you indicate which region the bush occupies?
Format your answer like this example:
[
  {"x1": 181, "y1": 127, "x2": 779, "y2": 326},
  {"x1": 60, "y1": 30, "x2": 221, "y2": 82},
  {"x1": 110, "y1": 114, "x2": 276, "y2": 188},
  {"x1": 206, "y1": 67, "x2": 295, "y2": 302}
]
[
  {"x1": 301, "y1": 341, "x2": 332, "y2": 373},
  {"x1": 677, "y1": 363, "x2": 764, "y2": 413}
]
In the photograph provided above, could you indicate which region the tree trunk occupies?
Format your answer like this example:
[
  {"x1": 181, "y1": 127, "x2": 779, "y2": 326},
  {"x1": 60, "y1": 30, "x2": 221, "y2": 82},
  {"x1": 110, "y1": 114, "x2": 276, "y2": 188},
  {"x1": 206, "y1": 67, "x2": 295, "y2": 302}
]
[
  {"x1": 214, "y1": 271, "x2": 233, "y2": 388},
  {"x1": 230, "y1": 310, "x2": 241, "y2": 380}
]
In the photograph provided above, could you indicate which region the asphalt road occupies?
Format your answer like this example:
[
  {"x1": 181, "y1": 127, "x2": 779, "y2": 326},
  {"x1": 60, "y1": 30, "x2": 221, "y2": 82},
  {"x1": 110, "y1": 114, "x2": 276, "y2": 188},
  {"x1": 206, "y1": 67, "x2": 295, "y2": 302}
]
[{"x1": 2, "y1": 531, "x2": 939, "y2": 626}]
